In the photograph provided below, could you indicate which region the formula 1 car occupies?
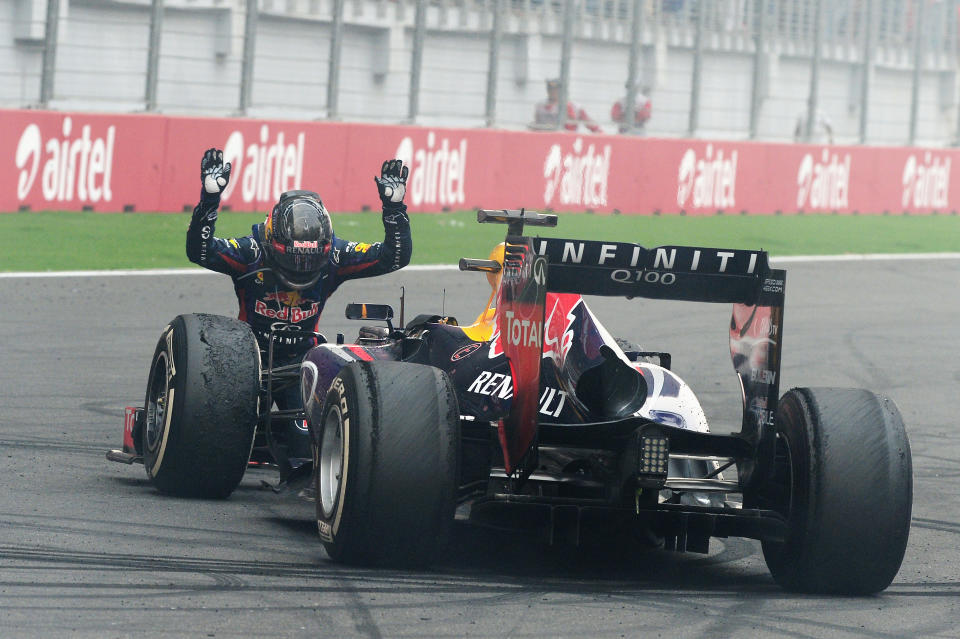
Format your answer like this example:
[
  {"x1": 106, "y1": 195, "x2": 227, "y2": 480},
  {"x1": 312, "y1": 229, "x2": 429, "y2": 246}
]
[{"x1": 109, "y1": 209, "x2": 912, "y2": 594}]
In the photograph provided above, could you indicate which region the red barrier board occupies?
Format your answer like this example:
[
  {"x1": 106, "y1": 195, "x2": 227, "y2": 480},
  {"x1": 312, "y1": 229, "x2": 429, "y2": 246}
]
[{"x1": 1, "y1": 108, "x2": 955, "y2": 215}]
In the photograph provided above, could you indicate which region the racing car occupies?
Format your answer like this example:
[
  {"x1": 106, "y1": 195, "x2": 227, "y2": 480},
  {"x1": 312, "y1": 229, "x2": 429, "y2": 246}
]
[{"x1": 109, "y1": 209, "x2": 912, "y2": 595}]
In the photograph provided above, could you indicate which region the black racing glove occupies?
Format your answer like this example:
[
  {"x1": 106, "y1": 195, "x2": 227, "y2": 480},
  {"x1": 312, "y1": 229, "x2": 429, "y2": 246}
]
[
  {"x1": 374, "y1": 159, "x2": 408, "y2": 218},
  {"x1": 200, "y1": 147, "x2": 232, "y2": 203}
]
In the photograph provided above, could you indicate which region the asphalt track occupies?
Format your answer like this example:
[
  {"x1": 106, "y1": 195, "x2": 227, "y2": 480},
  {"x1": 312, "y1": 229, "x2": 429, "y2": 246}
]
[{"x1": 1, "y1": 257, "x2": 959, "y2": 638}]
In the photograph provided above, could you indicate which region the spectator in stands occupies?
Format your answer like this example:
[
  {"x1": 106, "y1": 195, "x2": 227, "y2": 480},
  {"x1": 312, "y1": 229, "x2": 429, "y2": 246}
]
[
  {"x1": 531, "y1": 78, "x2": 602, "y2": 133},
  {"x1": 611, "y1": 86, "x2": 652, "y2": 134},
  {"x1": 794, "y1": 109, "x2": 835, "y2": 145}
]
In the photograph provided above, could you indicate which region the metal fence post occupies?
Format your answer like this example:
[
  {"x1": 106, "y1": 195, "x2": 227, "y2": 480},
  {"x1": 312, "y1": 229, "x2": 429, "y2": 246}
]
[
  {"x1": 40, "y1": 0, "x2": 60, "y2": 107},
  {"x1": 558, "y1": 0, "x2": 576, "y2": 131},
  {"x1": 687, "y1": 0, "x2": 705, "y2": 137},
  {"x1": 145, "y1": 0, "x2": 164, "y2": 112},
  {"x1": 749, "y1": 0, "x2": 765, "y2": 139},
  {"x1": 239, "y1": 0, "x2": 258, "y2": 115},
  {"x1": 909, "y1": 0, "x2": 926, "y2": 146},
  {"x1": 804, "y1": 0, "x2": 824, "y2": 142},
  {"x1": 409, "y1": 0, "x2": 427, "y2": 123},
  {"x1": 859, "y1": 0, "x2": 875, "y2": 144},
  {"x1": 954, "y1": 0, "x2": 960, "y2": 144},
  {"x1": 485, "y1": 0, "x2": 503, "y2": 127},
  {"x1": 623, "y1": 0, "x2": 643, "y2": 135},
  {"x1": 327, "y1": 0, "x2": 345, "y2": 119}
]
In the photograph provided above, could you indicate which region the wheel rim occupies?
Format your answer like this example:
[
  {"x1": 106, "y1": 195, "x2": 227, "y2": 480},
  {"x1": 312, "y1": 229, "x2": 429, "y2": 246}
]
[
  {"x1": 319, "y1": 405, "x2": 344, "y2": 519},
  {"x1": 145, "y1": 352, "x2": 171, "y2": 453}
]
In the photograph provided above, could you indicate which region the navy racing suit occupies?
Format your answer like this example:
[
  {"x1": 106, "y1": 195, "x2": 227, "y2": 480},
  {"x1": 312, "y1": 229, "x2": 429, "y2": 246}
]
[
  {"x1": 186, "y1": 192, "x2": 411, "y2": 464},
  {"x1": 186, "y1": 193, "x2": 411, "y2": 360}
]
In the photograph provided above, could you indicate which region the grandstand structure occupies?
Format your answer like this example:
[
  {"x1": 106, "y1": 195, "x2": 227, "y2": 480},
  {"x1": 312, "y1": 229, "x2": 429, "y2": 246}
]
[{"x1": 1, "y1": 0, "x2": 957, "y2": 145}]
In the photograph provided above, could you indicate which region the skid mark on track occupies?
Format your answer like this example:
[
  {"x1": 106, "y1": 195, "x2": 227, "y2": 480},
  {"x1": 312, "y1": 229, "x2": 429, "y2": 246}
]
[
  {"x1": 0, "y1": 511, "x2": 296, "y2": 547},
  {"x1": 0, "y1": 436, "x2": 106, "y2": 455},
  {"x1": 912, "y1": 517, "x2": 960, "y2": 535},
  {"x1": 79, "y1": 399, "x2": 128, "y2": 418},
  {"x1": 840, "y1": 330, "x2": 903, "y2": 391},
  {"x1": 0, "y1": 541, "x2": 771, "y2": 602}
]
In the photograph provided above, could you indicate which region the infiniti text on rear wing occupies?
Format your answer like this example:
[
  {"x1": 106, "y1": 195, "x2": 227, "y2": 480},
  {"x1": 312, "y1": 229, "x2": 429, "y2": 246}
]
[{"x1": 530, "y1": 237, "x2": 778, "y2": 305}]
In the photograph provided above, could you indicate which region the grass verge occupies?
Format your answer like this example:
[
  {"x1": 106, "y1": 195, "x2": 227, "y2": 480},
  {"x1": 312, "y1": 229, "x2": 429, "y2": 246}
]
[{"x1": 1, "y1": 210, "x2": 957, "y2": 271}]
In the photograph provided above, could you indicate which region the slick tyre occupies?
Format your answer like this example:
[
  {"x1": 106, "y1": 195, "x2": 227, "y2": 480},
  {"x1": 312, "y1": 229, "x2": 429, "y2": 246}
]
[
  {"x1": 142, "y1": 314, "x2": 261, "y2": 499},
  {"x1": 315, "y1": 361, "x2": 459, "y2": 567},
  {"x1": 758, "y1": 387, "x2": 912, "y2": 594}
]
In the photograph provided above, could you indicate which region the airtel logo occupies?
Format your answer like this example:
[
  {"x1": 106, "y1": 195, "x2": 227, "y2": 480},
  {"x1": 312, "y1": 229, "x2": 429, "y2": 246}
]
[
  {"x1": 796, "y1": 150, "x2": 851, "y2": 210},
  {"x1": 543, "y1": 138, "x2": 611, "y2": 208},
  {"x1": 395, "y1": 132, "x2": 467, "y2": 207},
  {"x1": 902, "y1": 152, "x2": 950, "y2": 209},
  {"x1": 222, "y1": 126, "x2": 305, "y2": 203},
  {"x1": 15, "y1": 117, "x2": 115, "y2": 203},
  {"x1": 676, "y1": 144, "x2": 737, "y2": 210}
]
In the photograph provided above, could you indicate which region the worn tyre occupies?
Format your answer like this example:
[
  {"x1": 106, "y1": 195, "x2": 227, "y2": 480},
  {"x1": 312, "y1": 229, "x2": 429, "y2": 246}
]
[
  {"x1": 142, "y1": 314, "x2": 261, "y2": 498},
  {"x1": 315, "y1": 361, "x2": 459, "y2": 567},
  {"x1": 758, "y1": 387, "x2": 912, "y2": 594}
]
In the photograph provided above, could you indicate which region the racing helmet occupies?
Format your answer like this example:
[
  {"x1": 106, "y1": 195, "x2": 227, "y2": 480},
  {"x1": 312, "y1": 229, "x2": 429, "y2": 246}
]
[{"x1": 263, "y1": 190, "x2": 333, "y2": 290}]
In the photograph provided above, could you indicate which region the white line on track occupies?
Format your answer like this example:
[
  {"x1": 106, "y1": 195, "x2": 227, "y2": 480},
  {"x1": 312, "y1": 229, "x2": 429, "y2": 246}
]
[{"x1": 1, "y1": 253, "x2": 958, "y2": 278}]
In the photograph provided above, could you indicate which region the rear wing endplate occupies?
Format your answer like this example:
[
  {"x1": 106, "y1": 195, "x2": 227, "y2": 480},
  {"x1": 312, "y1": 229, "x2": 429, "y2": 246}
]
[{"x1": 495, "y1": 238, "x2": 547, "y2": 475}]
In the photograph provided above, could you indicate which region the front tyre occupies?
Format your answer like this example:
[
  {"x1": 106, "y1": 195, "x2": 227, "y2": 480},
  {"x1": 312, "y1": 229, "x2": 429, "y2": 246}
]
[
  {"x1": 758, "y1": 387, "x2": 912, "y2": 594},
  {"x1": 142, "y1": 314, "x2": 261, "y2": 498},
  {"x1": 315, "y1": 361, "x2": 459, "y2": 567}
]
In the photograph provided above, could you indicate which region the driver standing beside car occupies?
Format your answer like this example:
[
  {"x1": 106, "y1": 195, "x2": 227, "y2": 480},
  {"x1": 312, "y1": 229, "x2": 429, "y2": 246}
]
[{"x1": 186, "y1": 148, "x2": 412, "y2": 467}]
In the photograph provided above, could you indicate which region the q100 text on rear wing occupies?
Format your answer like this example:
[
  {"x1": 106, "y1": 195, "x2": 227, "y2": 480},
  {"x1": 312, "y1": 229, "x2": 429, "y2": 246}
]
[{"x1": 527, "y1": 236, "x2": 782, "y2": 306}]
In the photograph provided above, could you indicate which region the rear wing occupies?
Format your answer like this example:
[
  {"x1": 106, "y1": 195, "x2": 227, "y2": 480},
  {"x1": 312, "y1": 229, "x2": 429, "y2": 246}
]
[
  {"x1": 474, "y1": 210, "x2": 774, "y2": 304},
  {"x1": 532, "y1": 237, "x2": 777, "y2": 305},
  {"x1": 478, "y1": 209, "x2": 786, "y2": 472}
]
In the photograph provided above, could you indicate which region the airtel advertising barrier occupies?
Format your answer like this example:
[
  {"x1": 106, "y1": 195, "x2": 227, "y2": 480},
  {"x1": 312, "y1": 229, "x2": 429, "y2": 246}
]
[{"x1": 2, "y1": 108, "x2": 956, "y2": 215}]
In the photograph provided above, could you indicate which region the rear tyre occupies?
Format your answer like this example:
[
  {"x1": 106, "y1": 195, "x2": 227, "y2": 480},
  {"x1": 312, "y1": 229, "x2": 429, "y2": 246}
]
[
  {"x1": 142, "y1": 314, "x2": 261, "y2": 498},
  {"x1": 315, "y1": 361, "x2": 459, "y2": 567},
  {"x1": 758, "y1": 387, "x2": 912, "y2": 594}
]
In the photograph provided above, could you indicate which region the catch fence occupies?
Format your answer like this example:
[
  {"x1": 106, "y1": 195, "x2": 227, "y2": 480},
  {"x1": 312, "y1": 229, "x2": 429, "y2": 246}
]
[{"x1": 1, "y1": 0, "x2": 957, "y2": 144}]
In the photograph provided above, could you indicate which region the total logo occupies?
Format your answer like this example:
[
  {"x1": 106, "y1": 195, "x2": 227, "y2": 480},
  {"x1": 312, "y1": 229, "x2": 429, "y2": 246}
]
[
  {"x1": 222, "y1": 126, "x2": 305, "y2": 204},
  {"x1": 503, "y1": 310, "x2": 541, "y2": 349},
  {"x1": 796, "y1": 149, "x2": 851, "y2": 210},
  {"x1": 902, "y1": 152, "x2": 950, "y2": 209},
  {"x1": 394, "y1": 132, "x2": 467, "y2": 207},
  {"x1": 676, "y1": 144, "x2": 738, "y2": 210},
  {"x1": 543, "y1": 138, "x2": 612, "y2": 208},
  {"x1": 14, "y1": 117, "x2": 115, "y2": 203}
]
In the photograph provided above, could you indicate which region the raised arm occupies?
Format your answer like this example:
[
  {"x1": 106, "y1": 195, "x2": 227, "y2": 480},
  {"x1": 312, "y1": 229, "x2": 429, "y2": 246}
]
[
  {"x1": 335, "y1": 159, "x2": 412, "y2": 279},
  {"x1": 186, "y1": 148, "x2": 252, "y2": 275}
]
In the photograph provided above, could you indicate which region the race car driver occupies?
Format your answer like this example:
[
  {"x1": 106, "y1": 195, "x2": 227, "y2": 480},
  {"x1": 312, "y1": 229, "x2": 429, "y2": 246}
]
[{"x1": 186, "y1": 148, "x2": 411, "y2": 469}]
